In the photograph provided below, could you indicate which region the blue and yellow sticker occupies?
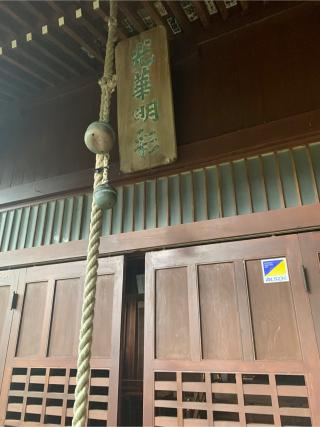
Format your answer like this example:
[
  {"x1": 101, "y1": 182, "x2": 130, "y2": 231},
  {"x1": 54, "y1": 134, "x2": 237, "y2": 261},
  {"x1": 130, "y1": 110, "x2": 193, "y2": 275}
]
[{"x1": 261, "y1": 257, "x2": 289, "y2": 284}]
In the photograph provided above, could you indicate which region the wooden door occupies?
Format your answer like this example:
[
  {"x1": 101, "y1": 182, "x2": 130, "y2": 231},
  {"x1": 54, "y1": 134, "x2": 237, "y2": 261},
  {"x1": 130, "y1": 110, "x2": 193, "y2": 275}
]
[
  {"x1": 0, "y1": 270, "x2": 19, "y2": 392},
  {"x1": 0, "y1": 256, "x2": 124, "y2": 427},
  {"x1": 299, "y1": 232, "x2": 320, "y2": 355},
  {"x1": 144, "y1": 235, "x2": 320, "y2": 427}
]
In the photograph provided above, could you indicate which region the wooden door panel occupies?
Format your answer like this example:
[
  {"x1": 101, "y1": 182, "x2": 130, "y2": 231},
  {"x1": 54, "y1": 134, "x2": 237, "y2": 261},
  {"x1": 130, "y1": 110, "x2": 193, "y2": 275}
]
[
  {"x1": 144, "y1": 235, "x2": 320, "y2": 427},
  {"x1": 246, "y1": 259, "x2": 301, "y2": 360},
  {"x1": 16, "y1": 281, "x2": 47, "y2": 358},
  {"x1": 0, "y1": 256, "x2": 124, "y2": 427},
  {"x1": 48, "y1": 277, "x2": 82, "y2": 357},
  {"x1": 199, "y1": 263, "x2": 242, "y2": 360},
  {"x1": 155, "y1": 267, "x2": 190, "y2": 360},
  {"x1": 0, "y1": 270, "x2": 20, "y2": 392}
]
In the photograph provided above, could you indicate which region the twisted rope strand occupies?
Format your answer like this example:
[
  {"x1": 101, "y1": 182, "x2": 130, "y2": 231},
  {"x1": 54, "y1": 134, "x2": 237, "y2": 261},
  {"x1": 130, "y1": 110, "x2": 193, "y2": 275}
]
[{"x1": 72, "y1": 2, "x2": 118, "y2": 426}]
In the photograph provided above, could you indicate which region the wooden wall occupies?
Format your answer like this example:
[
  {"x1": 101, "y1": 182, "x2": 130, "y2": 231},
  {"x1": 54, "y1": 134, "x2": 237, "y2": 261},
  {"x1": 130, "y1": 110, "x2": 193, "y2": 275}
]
[{"x1": 1, "y1": 2, "x2": 320, "y2": 190}]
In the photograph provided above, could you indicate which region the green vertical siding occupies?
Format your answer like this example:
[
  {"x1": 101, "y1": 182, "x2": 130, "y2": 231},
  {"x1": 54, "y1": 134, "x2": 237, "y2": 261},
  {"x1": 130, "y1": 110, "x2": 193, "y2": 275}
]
[{"x1": 0, "y1": 143, "x2": 319, "y2": 252}]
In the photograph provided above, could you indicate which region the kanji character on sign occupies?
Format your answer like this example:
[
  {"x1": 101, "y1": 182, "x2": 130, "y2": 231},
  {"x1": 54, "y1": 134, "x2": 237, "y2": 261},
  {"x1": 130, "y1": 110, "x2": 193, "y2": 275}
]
[
  {"x1": 134, "y1": 100, "x2": 159, "y2": 122},
  {"x1": 134, "y1": 128, "x2": 159, "y2": 157}
]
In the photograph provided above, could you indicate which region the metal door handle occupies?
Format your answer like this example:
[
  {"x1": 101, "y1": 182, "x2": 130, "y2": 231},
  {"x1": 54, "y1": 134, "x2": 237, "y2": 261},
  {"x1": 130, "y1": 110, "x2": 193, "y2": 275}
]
[{"x1": 301, "y1": 265, "x2": 311, "y2": 293}]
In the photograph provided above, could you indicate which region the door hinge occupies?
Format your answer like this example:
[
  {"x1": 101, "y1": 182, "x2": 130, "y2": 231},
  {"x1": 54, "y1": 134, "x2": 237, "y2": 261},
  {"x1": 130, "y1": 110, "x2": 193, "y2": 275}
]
[
  {"x1": 11, "y1": 291, "x2": 18, "y2": 310},
  {"x1": 301, "y1": 265, "x2": 311, "y2": 293}
]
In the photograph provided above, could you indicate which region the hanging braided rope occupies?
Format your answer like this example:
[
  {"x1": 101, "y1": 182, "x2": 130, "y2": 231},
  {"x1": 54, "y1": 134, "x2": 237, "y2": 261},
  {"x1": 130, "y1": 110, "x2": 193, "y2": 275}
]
[{"x1": 72, "y1": 2, "x2": 118, "y2": 426}]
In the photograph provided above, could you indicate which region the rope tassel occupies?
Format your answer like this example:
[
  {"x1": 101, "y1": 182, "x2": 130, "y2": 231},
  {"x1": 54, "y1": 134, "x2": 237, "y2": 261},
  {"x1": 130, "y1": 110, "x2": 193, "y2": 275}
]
[{"x1": 72, "y1": 1, "x2": 118, "y2": 426}]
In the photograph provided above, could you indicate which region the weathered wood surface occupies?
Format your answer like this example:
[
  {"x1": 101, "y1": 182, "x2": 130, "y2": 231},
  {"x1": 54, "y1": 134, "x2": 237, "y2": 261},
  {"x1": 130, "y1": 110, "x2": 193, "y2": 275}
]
[{"x1": 116, "y1": 26, "x2": 176, "y2": 173}]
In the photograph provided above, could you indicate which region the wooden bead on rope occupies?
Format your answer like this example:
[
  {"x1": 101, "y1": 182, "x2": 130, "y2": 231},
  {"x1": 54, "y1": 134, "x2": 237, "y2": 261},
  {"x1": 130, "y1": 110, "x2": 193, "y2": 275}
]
[
  {"x1": 84, "y1": 121, "x2": 115, "y2": 154},
  {"x1": 94, "y1": 183, "x2": 117, "y2": 209}
]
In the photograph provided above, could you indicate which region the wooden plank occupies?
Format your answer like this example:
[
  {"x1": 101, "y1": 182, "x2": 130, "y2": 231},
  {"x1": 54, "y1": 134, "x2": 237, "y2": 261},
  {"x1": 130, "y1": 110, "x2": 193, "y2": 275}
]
[{"x1": 116, "y1": 26, "x2": 177, "y2": 173}]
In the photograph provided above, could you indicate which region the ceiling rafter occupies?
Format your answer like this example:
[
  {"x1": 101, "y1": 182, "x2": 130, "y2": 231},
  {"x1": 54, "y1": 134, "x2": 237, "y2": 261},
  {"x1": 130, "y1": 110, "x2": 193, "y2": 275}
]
[
  {"x1": 25, "y1": 34, "x2": 80, "y2": 77},
  {"x1": 0, "y1": 53, "x2": 53, "y2": 87},
  {"x1": 0, "y1": 65, "x2": 40, "y2": 92},
  {"x1": 139, "y1": 0, "x2": 163, "y2": 27},
  {"x1": 11, "y1": 42, "x2": 65, "y2": 83},
  {"x1": 215, "y1": 1, "x2": 229, "y2": 20},
  {"x1": 118, "y1": 2, "x2": 146, "y2": 33},
  {"x1": 58, "y1": 16, "x2": 104, "y2": 64},
  {"x1": 41, "y1": 25, "x2": 95, "y2": 72},
  {"x1": 193, "y1": 1, "x2": 211, "y2": 28},
  {"x1": 165, "y1": 1, "x2": 191, "y2": 33},
  {"x1": 73, "y1": 7, "x2": 106, "y2": 45},
  {"x1": 46, "y1": 1, "x2": 104, "y2": 64},
  {"x1": 0, "y1": 75, "x2": 31, "y2": 97}
]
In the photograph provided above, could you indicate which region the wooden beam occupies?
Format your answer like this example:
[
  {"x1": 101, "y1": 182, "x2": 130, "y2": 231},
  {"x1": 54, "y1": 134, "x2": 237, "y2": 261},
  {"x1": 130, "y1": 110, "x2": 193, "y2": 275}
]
[
  {"x1": 73, "y1": 7, "x2": 106, "y2": 45},
  {"x1": 139, "y1": 1, "x2": 163, "y2": 27},
  {"x1": 41, "y1": 25, "x2": 95, "y2": 72},
  {"x1": 193, "y1": 1, "x2": 210, "y2": 28},
  {"x1": 0, "y1": 2, "x2": 30, "y2": 32},
  {"x1": 0, "y1": 66, "x2": 39, "y2": 92},
  {"x1": 11, "y1": 43, "x2": 64, "y2": 83},
  {"x1": 2, "y1": 107, "x2": 320, "y2": 207},
  {"x1": 58, "y1": 16, "x2": 104, "y2": 64},
  {"x1": 165, "y1": 1, "x2": 191, "y2": 32},
  {"x1": 215, "y1": 0, "x2": 229, "y2": 20},
  {"x1": 118, "y1": 3, "x2": 145, "y2": 33},
  {"x1": 21, "y1": 1, "x2": 47, "y2": 22},
  {"x1": 26, "y1": 35, "x2": 80, "y2": 77},
  {"x1": 0, "y1": 51, "x2": 53, "y2": 87},
  {"x1": 0, "y1": 75, "x2": 30, "y2": 97},
  {"x1": 0, "y1": 204, "x2": 318, "y2": 269}
]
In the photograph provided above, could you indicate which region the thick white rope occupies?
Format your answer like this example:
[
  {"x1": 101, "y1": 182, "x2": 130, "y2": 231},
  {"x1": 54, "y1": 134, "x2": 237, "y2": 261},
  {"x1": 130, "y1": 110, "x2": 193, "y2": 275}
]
[{"x1": 72, "y1": 2, "x2": 117, "y2": 426}]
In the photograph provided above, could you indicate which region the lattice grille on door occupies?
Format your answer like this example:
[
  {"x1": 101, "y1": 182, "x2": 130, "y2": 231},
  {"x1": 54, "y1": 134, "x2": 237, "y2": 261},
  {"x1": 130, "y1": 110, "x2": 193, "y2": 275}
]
[
  {"x1": 5, "y1": 367, "x2": 109, "y2": 426},
  {"x1": 154, "y1": 371, "x2": 312, "y2": 426}
]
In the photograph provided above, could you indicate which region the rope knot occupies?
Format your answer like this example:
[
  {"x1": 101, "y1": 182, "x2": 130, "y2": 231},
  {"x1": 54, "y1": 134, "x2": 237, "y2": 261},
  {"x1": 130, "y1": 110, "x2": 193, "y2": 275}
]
[{"x1": 98, "y1": 74, "x2": 117, "y2": 94}]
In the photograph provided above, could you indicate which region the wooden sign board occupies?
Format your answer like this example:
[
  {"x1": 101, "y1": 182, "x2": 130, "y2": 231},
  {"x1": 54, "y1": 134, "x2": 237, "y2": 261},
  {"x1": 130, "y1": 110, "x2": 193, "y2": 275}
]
[{"x1": 115, "y1": 26, "x2": 177, "y2": 173}]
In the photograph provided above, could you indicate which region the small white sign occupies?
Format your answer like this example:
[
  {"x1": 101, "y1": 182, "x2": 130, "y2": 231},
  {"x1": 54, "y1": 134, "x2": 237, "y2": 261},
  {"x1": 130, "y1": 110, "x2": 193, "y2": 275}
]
[{"x1": 261, "y1": 257, "x2": 289, "y2": 284}]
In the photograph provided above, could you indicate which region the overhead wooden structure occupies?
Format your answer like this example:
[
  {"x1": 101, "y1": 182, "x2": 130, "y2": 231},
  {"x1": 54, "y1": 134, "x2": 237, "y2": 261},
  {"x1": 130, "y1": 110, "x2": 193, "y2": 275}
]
[{"x1": 0, "y1": 0, "x2": 303, "y2": 116}]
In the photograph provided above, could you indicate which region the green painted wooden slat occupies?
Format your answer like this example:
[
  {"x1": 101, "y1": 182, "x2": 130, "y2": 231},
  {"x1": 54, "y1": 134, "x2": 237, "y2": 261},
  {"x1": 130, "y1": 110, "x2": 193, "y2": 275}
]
[
  {"x1": 309, "y1": 142, "x2": 320, "y2": 196},
  {"x1": 232, "y1": 160, "x2": 251, "y2": 215},
  {"x1": 261, "y1": 153, "x2": 282, "y2": 210},
  {"x1": 133, "y1": 182, "x2": 145, "y2": 232},
  {"x1": 43, "y1": 201, "x2": 56, "y2": 246},
  {"x1": 33, "y1": 204, "x2": 47, "y2": 248},
  {"x1": 9, "y1": 209, "x2": 22, "y2": 251},
  {"x1": 71, "y1": 195, "x2": 84, "y2": 241},
  {"x1": 206, "y1": 166, "x2": 221, "y2": 219},
  {"x1": 193, "y1": 169, "x2": 207, "y2": 221},
  {"x1": 123, "y1": 185, "x2": 134, "y2": 233},
  {"x1": 145, "y1": 180, "x2": 156, "y2": 229},
  {"x1": 277, "y1": 150, "x2": 300, "y2": 208},
  {"x1": 219, "y1": 163, "x2": 236, "y2": 217},
  {"x1": 80, "y1": 194, "x2": 92, "y2": 240},
  {"x1": 111, "y1": 186, "x2": 123, "y2": 234},
  {"x1": 1, "y1": 142, "x2": 319, "y2": 253},
  {"x1": 25, "y1": 205, "x2": 39, "y2": 248},
  {"x1": 61, "y1": 197, "x2": 74, "y2": 242},
  {"x1": 157, "y1": 177, "x2": 169, "y2": 228},
  {"x1": 51, "y1": 199, "x2": 65, "y2": 244},
  {"x1": 0, "y1": 211, "x2": 8, "y2": 250},
  {"x1": 1, "y1": 210, "x2": 14, "y2": 252},
  {"x1": 17, "y1": 207, "x2": 30, "y2": 249},
  {"x1": 180, "y1": 172, "x2": 194, "y2": 224},
  {"x1": 247, "y1": 157, "x2": 268, "y2": 213},
  {"x1": 168, "y1": 175, "x2": 181, "y2": 226},
  {"x1": 292, "y1": 147, "x2": 317, "y2": 205}
]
